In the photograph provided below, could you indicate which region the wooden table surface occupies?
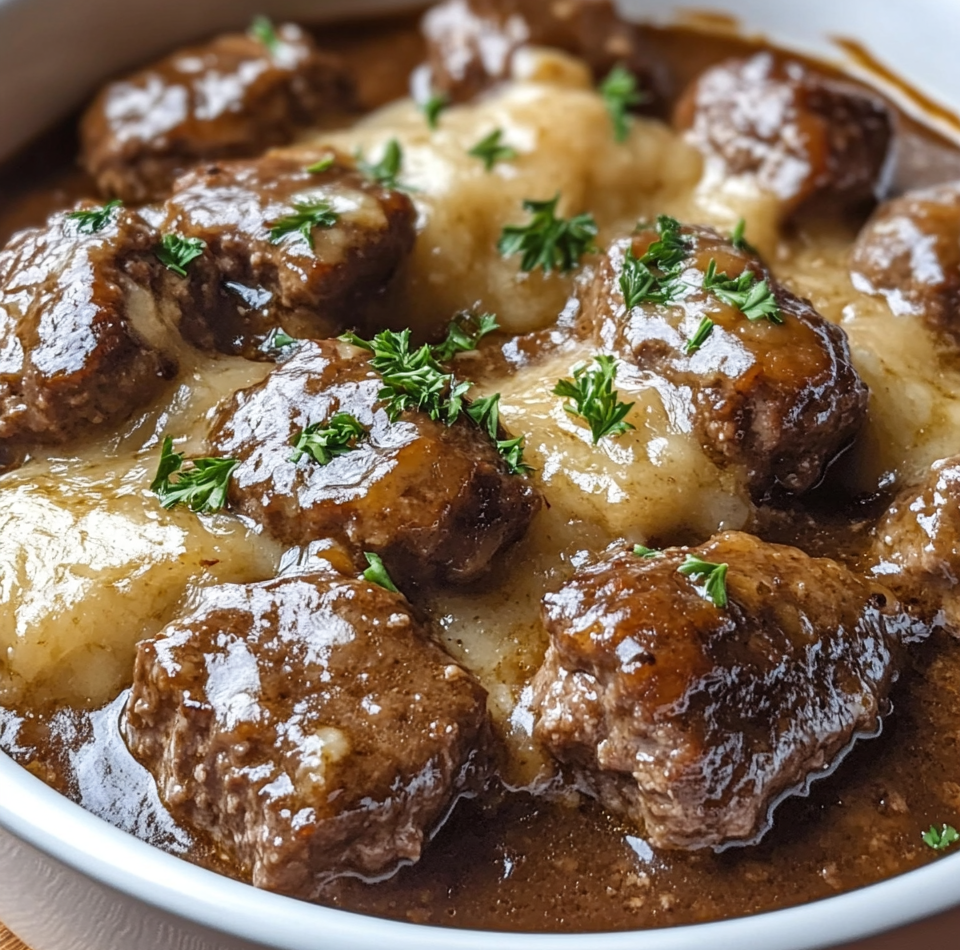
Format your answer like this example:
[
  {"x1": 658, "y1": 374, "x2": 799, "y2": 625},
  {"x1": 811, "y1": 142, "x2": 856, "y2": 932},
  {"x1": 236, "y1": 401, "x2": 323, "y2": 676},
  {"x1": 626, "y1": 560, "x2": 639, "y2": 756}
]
[{"x1": 0, "y1": 928, "x2": 26, "y2": 950}]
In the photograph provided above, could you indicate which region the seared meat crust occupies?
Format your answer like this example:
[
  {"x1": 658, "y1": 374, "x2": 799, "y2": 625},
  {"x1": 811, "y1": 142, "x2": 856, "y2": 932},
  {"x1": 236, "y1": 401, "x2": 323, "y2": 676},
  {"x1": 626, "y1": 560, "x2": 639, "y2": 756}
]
[
  {"x1": 851, "y1": 182, "x2": 960, "y2": 339},
  {"x1": 158, "y1": 154, "x2": 416, "y2": 357},
  {"x1": 0, "y1": 203, "x2": 177, "y2": 462},
  {"x1": 124, "y1": 571, "x2": 491, "y2": 896},
  {"x1": 580, "y1": 224, "x2": 868, "y2": 497},
  {"x1": 675, "y1": 53, "x2": 895, "y2": 215},
  {"x1": 532, "y1": 531, "x2": 915, "y2": 850},
  {"x1": 81, "y1": 23, "x2": 354, "y2": 203},
  {"x1": 207, "y1": 340, "x2": 542, "y2": 585}
]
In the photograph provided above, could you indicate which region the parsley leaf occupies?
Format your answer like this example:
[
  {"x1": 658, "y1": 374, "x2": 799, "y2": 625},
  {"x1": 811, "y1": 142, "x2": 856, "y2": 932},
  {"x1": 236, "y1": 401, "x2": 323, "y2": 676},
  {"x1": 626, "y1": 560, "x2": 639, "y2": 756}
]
[
  {"x1": 685, "y1": 317, "x2": 716, "y2": 355},
  {"x1": 358, "y1": 139, "x2": 405, "y2": 189},
  {"x1": 306, "y1": 155, "x2": 335, "y2": 174},
  {"x1": 249, "y1": 15, "x2": 281, "y2": 56},
  {"x1": 268, "y1": 198, "x2": 339, "y2": 249},
  {"x1": 433, "y1": 312, "x2": 499, "y2": 362},
  {"x1": 468, "y1": 128, "x2": 517, "y2": 171},
  {"x1": 923, "y1": 824, "x2": 960, "y2": 851},
  {"x1": 422, "y1": 91, "x2": 449, "y2": 130},
  {"x1": 496, "y1": 435, "x2": 532, "y2": 475},
  {"x1": 553, "y1": 355, "x2": 635, "y2": 444},
  {"x1": 702, "y1": 260, "x2": 784, "y2": 324},
  {"x1": 499, "y1": 194, "x2": 598, "y2": 275},
  {"x1": 290, "y1": 413, "x2": 368, "y2": 465},
  {"x1": 155, "y1": 234, "x2": 206, "y2": 277},
  {"x1": 639, "y1": 214, "x2": 692, "y2": 273},
  {"x1": 620, "y1": 215, "x2": 693, "y2": 308},
  {"x1": 678, "y1": 555, "x2": 729, "y2": 608},
  {"x1": 599, "y1": 64, "x2": 647, "y2": 143},
  {"x1": 66, "y1": 200, "x2": 122, "y2": 235},
  {"x1": 150, "y1": 437, "x2": 237, "y2": 513},
  {"x1": 465, "y1": 393, "x2": 532, "y2": 473},
  {"x1": 363, "y1": 552, "x2": 399, "y2": 593},
  {"x1": 263, "y1": 328, "x2": 298, "y2": 351},
  {"x1": 731, "y1": 218, "x2": 758, "y2": 254},
  {"x1": 634, "y1": 545, "x2": 661, "y2": 559}
]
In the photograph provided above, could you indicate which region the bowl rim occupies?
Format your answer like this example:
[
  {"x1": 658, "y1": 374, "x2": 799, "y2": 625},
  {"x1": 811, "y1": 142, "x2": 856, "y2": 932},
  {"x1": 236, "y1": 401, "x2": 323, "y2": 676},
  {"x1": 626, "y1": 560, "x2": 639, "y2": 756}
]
[{"x1": 3, "y1": 750, "x2": 960, "y2": 950}]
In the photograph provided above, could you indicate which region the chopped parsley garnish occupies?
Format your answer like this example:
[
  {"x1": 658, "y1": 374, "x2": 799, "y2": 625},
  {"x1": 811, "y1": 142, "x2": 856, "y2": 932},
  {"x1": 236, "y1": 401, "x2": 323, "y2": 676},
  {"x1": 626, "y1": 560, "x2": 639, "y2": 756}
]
[
  {"x1": 498, "y1": 194, "x2": 598, "y2": 275},
  {"x1": 685, "y1": 317, "x2": 716, "y2": 355},
  {"x1": 422, "y1": 92, "x2": 449, "y2": 130},
  {"x1": 67, "y1": 200, "x2": 122, "y2": 235},
  {"x1": 306, "y1": 155, "x2": 335, "y2": 174},
  {"x1": 265, "y1": 328, "x2": 298, "y2": 350},
  {"x1": 553, "y1": 355, "x2": 635, "y2": 444},
  {"x1": 363, "y1": 552, "x2": 399, "y2": 593},
  {"x1": 358, "y1": 139, "x2": 405, "y2": 189},
  {"x1": 620, "y1": 215, "x2": 692, "y2": 308},
  {"x1": 433, "y1": 312, "x2": 499, "y2": 362},
  {"x1": 496, "y1": 436, "x2": 532, "y2": 475},
  {"x1": 599, "y1": 64, "x2": 647, "y2": 143},
  {"x1": 702, "y1": 260, "x2": 784, "y2": 324},
  {"x1": 290, "y1": 413, "x2": 368, "y2": 466},
  {"x1": 923, "y1": 824, "x2": 960, "y2": 851},
  {"x1": 678, "y1": 555, "x2": 729, "y2": 608},
  {"x1": 731, "y1": 218, "x2": 757, "y2": 254},
  {"x1": 468, "y1": 128, "x2": 517, "y2": 171},
  {"x1": 634, "y1": 545, "x2": 661, "y2": 559},
  {"x1": 268, "y1": 198, "x2": 339, "y2": 250},
  {"x1": 249, "y1": 15, "x2": 281, "y2": 56},
  {"x1": 155, "y1": 234, "x2": 206, "y2": 277},
  {"x1": 465, "y1": 393, "x2": 532, "y2": 473},
  {"x1": 150, "y1": 437, "x2": 238, "y2": 513}
]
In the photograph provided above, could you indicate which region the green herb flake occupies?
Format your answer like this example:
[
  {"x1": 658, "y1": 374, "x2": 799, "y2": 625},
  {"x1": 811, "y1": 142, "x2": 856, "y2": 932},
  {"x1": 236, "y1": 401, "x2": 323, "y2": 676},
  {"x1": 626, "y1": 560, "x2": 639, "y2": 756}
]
[
  {"x1": 155, "y1": 234, "x2": 206, "y2": 277},
  {"x1": 306, "y1": 155, "x2": 336, "y2": 174},
  {"x1": 553, "y1": 354, "x2": 635, "y2": 444},
  {"x1": 678, "y1": 555, "x2": 729, "y2": 608},
  {"x1": 150, "y1": 437, "x2": 238, "y2": 514},
  {"x1": 634, "y1": 545, "x2": 661, "y2": 559},
  {"x1": 290, "y1": 413, "x2": 368, "y2": 466},
  {"x1": 268, "y1": 198, "x2": 339, "y2": 250},
  {"x1": 422, "y1": 92, "x2": 450, "y2": 130},
  {"x1": 66, "y1": 200, "x2": 122, "y2": 235},
  {"x1": 496, "y1": 435, "x2": 532, "y2": 475},
  {"x1": 731, "y1": 218, "x2": 758, "y2": 254},
  {"x1": 465, "y1": 393, "x2": 502, "y2": 440},
  {"x1": 619, "y1": 215, "x2": 693, "y2": 309},
  {"x1": 685, "y1": 317, "x2": 716, "y2": 355},
  {"x1": 468, "y1": 128, "x2": 518, "y2": 171},
  {"x1": 363, "y1": 552, "x2": 399, "y2": 593},
  {"x1": 358, "y1": 139, "x2": 405, "y2": 189},
  {"x1": 266, "y1": 328, "x2": 298, "y2": 350},
  {"x1": 703, "y1": 260, "x2": 784, "y2": 324},
  {"x1": 923, "y1": 824, "x2": 960, "y2": 851},
  {"x1": 599, "y1": 64, "x2": 647, "y2": 143},
  {"x1": 434, "y1": 312, "x2": 499, "y2": 362},
  {"x1": 499, "y1": 194, "x2": 598, "y2": 275},
  {"x1": 249, "y1": 15, "x2": 281, "y2": 56}
]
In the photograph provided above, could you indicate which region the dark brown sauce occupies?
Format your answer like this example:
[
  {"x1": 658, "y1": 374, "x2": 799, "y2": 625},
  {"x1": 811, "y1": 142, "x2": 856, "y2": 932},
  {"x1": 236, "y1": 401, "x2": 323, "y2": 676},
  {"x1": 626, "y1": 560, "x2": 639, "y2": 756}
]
[{"x1": 2, "y1": 11, "x2": 960, "y2": 935}]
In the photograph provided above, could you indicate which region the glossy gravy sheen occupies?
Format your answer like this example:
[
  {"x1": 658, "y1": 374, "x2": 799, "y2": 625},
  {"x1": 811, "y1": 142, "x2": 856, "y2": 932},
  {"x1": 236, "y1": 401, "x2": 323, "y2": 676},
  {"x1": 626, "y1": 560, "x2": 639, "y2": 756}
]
[{"x1": 2, "y1": 14, "x2": 960, "y2": 934}]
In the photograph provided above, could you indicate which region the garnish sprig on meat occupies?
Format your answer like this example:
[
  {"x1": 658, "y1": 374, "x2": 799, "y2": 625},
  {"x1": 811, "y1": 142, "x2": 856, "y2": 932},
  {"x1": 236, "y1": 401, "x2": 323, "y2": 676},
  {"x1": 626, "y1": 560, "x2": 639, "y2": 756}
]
[
  {"x1": 358, "y1": 139, "x2": 406, "y2": 189},
  {"x1": 468, "y1": 129, "x2": 517, "y2": 171},
  {"x1": 923, "y1": 824, "x2": 960, "y2": 851},
  {"x1": 66, "y1": 200, "x2": 122, "y2": 235},
  {"x1": 499, "y1": 194, "x2": 598, "y2": 275},
  {"x1": 678, "y1": 555, "x2": 729, "y2": 608},
  {"x1": 620, "y1": 215, "x2": 692, "y2": 308},
  {"x1": 363, "y1": 552, "x2": 400, "y2": 593},
  {"x1": 465, "y1": 393, "x2": 532, "y2": 474},
  {"x1": 553, "y1": 355, "x2": 635, "y2": 444},
  {"x1": 155, "y1": 234, "x2": 206, "y2": 277},
  {"x1": 422, "y1": 91, "x2": 450, "y2": 130},
  {"x1": 305, "y1": 155, "x2": 335, "y2": 174},
  {"x1": 433, "y1": 312, "x2": 499, "y2": 362},
  {"x1": 290, "y1": 413, "x2": 368, "y2": 465},
  {"x1": 599, "y1": 64, "x2": 647, "y2": 143},
  {"x1": 267, "y1": 198, "x2": 339, "y2": 249},
  {"x1": 634, "y1": 545, "x2": 661, "y2": 559},
  {"x1": 248, "y1": 15, "x2": 281, "y2": 56},
  {"x1": 685, "y1": 317, "x2": 716, "y2": 356},
  {"x1": 702, "y1": 260, "x2": 784, "y2": 324},
  {"x1": 151, "y1": 437, "x2": 238, "y2": 513}
]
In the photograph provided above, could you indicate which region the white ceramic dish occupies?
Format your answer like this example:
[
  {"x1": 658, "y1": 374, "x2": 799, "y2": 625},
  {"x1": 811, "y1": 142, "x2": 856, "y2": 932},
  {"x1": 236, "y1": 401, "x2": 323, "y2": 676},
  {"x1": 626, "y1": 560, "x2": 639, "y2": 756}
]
[{"x1": 1, "y1": 1, "x2": 959, "y2": 948}]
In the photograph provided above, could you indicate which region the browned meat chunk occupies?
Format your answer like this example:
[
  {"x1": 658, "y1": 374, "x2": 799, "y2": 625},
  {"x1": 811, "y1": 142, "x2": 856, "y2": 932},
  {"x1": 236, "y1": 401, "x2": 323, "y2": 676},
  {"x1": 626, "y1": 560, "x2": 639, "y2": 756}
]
[
  {"x1": 532, "y1": 531, "x2": 913, "y2": 851},
  {"x1": 0, "y1": 202, "x2": 177, "y2": 464},
  {"x1": 675, "y1": 54, "x2": 895, "y2": 216},
  {"x1": 850, "y1": 183, "x2": 960, "y2": 338},
  {"x1": 81, "y1": 23, "x2": 354, "y2": 203},
  {"x1": 124, "y1": 570, "x2": 490, "y2": 896},
  {"x1": 423, "y1": 0, "x2": 665, "y2": 104},
  {"x1": 157, "y1": 154, "x2": 416, "y2": 357},
  {"x1": 872, "y1": 457, "x2": 960, "y2": 635},
  {"x1": 207, "y1": 340, "x2": 542, "y2": 585},
  {"x1": 581, "y1": 222, "x2": 867, "y2": 497}
]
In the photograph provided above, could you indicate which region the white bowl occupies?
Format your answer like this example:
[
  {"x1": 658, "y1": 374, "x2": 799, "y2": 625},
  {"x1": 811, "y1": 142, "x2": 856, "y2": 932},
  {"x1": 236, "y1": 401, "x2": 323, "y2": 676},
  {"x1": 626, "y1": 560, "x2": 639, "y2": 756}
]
[{"x1": 1, "y1": 2, "x2": 959, "y2": 948}]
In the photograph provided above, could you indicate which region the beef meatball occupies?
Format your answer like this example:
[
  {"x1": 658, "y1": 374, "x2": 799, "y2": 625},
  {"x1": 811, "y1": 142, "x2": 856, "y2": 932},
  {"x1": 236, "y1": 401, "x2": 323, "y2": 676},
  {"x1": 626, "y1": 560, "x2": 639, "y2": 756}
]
[
  {"x1": 207, "y1": 340, "x2": 542, "y2": 586},
  {"x1": 124, "y1": 570, "x2": 491, "y2": 896},
  {"x1": 872, "y1": 456, "x2": 960, "y2": 635},
  {"x1": 675, "y1": 53, "x2": 895, "y2": 216},
  {"x1": 580, "y1": 221, "x2": 868, "y2": 497},
  {"x1": 532, "y1": 532, "x2": 915, "y2": 851},
  {"x1": 156, "y1": 154, "x2": 416, "y2": 357},
  {"x1": 422, "y1": 0, "x2": 665, "y2": 104},
  {"x1": 0, "y1": 202, "x2": 178, "y2": 464},
  {"x1": 81, "y1": 23, "x2": 354, "y2": 203},
  {"x1": 850, "y1": 182, "x2": 960, "y2": 339}
]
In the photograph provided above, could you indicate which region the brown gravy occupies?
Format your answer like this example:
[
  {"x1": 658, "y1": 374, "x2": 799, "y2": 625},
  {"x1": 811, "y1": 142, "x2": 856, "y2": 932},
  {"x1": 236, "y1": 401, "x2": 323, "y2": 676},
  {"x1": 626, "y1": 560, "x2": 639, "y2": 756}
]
[{"x1": 2, "y1": 12, "x2": 960, "y2": 935}]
